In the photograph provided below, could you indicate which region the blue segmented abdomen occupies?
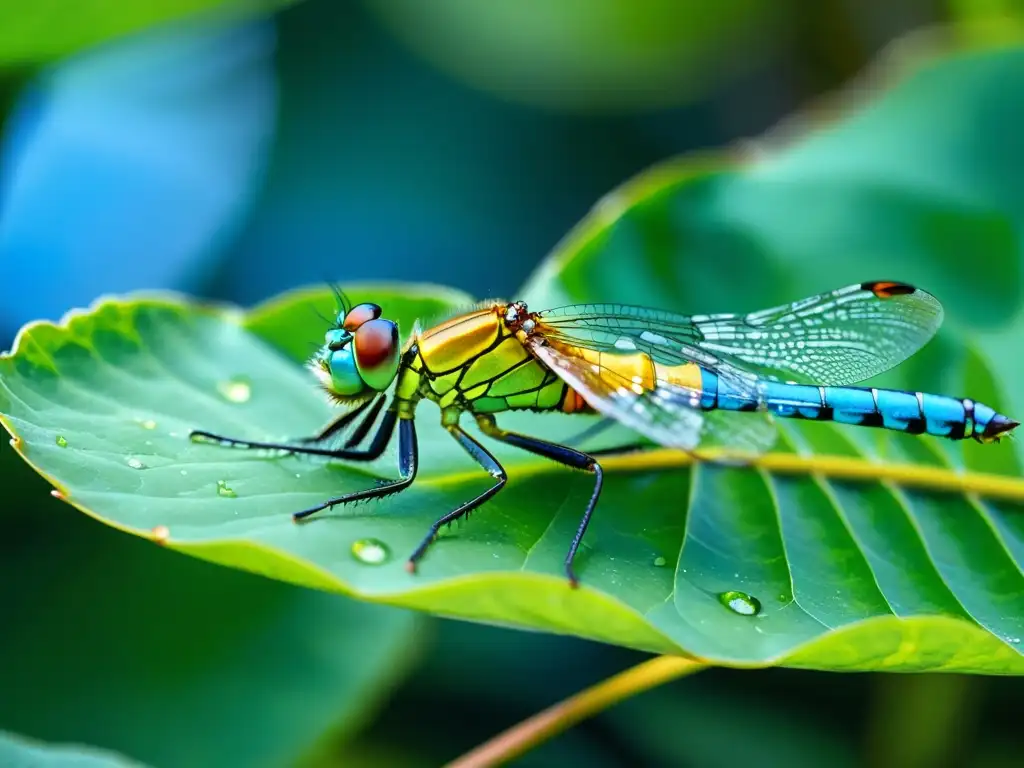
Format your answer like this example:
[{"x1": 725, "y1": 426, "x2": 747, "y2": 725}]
[{"x1": 696, "y1": 368, "x2": 1017, "y2": 442}]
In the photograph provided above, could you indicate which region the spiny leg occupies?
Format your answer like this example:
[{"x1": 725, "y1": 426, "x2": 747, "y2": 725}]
[
  {"x1": 476, "y1": 414, "x2": 602, "y2": 587},
  {"x1": 406, "y1": 423, "x2": 507, "y2": 573},
  {"x1": 293, "y1": 415, "x2": 417, "y2": 521},
  {"x1": 337, "y1": 394, "x2": 387, "y2": 448},
  {"x1": 189, "y1": 395, "x2": 392, "y2": 460}
]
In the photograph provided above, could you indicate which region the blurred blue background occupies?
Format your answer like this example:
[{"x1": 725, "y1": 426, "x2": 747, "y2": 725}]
[
  {"x1": 2, "y1": 2, "x2": 1022, "y2": 766},
  {"x1": 0, "y1": 0, "x2": 803, "y2": 336}
]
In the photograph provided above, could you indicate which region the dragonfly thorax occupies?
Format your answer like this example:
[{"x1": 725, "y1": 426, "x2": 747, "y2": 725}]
[{"x1": 503, "y1": 300, "x2": 537, "y2": 336}]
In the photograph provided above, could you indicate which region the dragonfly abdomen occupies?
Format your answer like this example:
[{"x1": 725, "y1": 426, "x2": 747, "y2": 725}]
[{"x1": 698, "y1": 369, "x2": 1017, "y2": 443}]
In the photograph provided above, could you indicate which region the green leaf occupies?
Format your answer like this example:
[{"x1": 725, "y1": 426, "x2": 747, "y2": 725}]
[
  {"x1": 4, "y1": 40, "x2": 1024, "y2": 674},
  {"x1": 363, "y1": 0, "x2": 781, "y2": 112},
  {"x1": 0, "y1": 731, "x2": 148, "y2": 767},
  {"x1": 0, "y1": 0, "x2": 296, "y2": 64},
  {"x1": 0, "y1": 437, "x2": 420, "y2": 766}
]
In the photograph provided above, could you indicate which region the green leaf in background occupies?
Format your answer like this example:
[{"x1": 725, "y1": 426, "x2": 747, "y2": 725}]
[
  {"x1": 363, "y1": 0, "x2": 781, "y2": 112},
  {"x1": 3, "y1": 39, "x2": 1024, "y2": 676},
  {"x1": 521, "y1": 35, "x2": 1024, "y2": 326},
  {"x1": 0, "y1": 731, "x2": 147, "y2": 768},
  {"x1": 0, "y1": 0, "x2": 296, "y2": 64},
  {"x1": 0, "y1": 733, "x2": 148, "y2": 768},
  {"x1": 0, "y1": 438, "x2": 420, "y2": 767}
]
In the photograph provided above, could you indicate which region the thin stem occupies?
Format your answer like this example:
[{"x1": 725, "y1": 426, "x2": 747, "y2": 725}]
[
  {"x1": 425, "y1": 448, "x2": 1024, "y2": 504},
  {"x1": 445, "y1": 656, "x2": 707, "y2": 768},
  {"x1": 613, "y1": 449, "x2": 1024, "y2": 502}
]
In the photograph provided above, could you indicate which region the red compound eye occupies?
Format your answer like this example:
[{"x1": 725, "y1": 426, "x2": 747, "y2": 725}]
[
  {"x1": 343, "y1": 302, "x2": 382, "y2": 331},
  {"x1": 353, "y1": 319, "x2": 400, "y2": 390}
]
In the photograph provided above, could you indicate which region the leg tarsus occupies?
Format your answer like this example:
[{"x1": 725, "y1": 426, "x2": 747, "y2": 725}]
[
  {"x1": 190, "y1": 395, "x2": 386, "y2": 455},
  {"x1": 292, "y1": 415, "x2": 416, "y2": 521},
  {"x1": 406, "y1": 423, "x2": 507, "y2": 571},
  {"x1": 476, "y1": 414, "x2": 602, "y2": 587}
]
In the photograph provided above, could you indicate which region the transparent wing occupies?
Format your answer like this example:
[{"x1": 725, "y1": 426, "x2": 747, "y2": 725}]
[
  {"x1": 535, "y1": 281, "x2": 943, "y2": 386},
  {"x1": 527, "y1": 337, "x2": 778, "y2": 455}
]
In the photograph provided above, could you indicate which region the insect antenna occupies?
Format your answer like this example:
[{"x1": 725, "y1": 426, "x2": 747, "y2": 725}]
[
  {"x1": 329, "y1": 281, "x2": 352, "y2": 316},
  {"x1": 310, "y1": 305, "x2": 336, "y2": 328}
]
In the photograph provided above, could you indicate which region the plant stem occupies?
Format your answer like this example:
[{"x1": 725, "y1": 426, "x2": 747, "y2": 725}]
[
  {"x1": 424, "y1": 447, "x2": 1024, "y2": 503},
  {"x1": 864, "y1": 673, "x2": 982, "y2": 768},
  {"x1": 445, "y1": 656, "x2": 708, "y2": 768}
]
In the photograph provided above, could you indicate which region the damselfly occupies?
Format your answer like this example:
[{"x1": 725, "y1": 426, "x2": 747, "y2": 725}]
[{"x1": 191, "y1": 281, "x2": 1018, "y2": 585}]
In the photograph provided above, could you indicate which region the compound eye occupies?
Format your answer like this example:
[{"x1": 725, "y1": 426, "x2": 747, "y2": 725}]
[
  {"x1": 353, "y1": 319, "x2": 400, "y2": 391},
  {"x1": 328, "y1": 346, "x2": 365, "y2": 396},
  {"x1": 343, "y1": 302, "x2": 383, "y2": 331}
]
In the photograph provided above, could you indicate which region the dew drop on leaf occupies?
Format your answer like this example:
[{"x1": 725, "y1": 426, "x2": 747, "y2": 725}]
[
  {"x1": 717, "y1": 590, "x2": 762, "y2": 616},
  {"x1": 151, "y1": 525, "x2": 170, "y2": 544},
  {"x1": 351, "y1": 538, "x2": 390, "y2": 565},
  {"x1": 217, "y1": 377, "x2": 252, "y2": 403},
  {"x1": 653, "y1": 556, "x2": 668, "y2": 567},
  {"x1": 50, "y1": 489, "x2": 64, "y2": 500},
  {"x1": 127, "y1": 457, "x2": 146, "y2": 470},
  {"x1": 216, "y1": 480, "x2": 238, "y2": 498},
  {"x1": 55, "y1": 435, "x2": 68, "y2": 448},
  {"x1": 135, "y1": 417, "x2": 158, "y2": 430}
]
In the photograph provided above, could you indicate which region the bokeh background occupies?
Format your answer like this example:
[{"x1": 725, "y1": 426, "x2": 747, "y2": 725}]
[{"x1": 2, "y1": 2, "x2": 1023, "y2": 766}]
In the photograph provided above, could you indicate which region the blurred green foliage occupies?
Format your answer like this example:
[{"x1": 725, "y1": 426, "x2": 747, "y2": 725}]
[
  {"x1": 0, "y1": 730, "x2": 146, "y2": 767},
  {"x1": 364, "y1": 0, "x2": 782, "y2": 111},
  {"x1": 0, "y1": 0, "x2": 294, "y2": 63},
  {"x1": 2, "y1": 1, "x2": 1024, "y2": 766},
  {"x1": 0, "y1": 438, "x2": 420, "y2": 767}
]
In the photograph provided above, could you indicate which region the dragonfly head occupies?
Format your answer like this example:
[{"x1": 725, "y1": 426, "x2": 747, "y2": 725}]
[{"x1": 310, "y1": 300, "x2": 401, "y2": 402}]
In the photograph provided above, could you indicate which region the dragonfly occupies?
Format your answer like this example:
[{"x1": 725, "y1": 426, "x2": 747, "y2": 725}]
[{"x1": 191, "y1": 280, "x2": 1019, "y2": 585}]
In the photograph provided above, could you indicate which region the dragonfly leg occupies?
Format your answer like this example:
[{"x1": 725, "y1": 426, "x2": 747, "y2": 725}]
[
  {"x1": 293, "y1": 415, "x2": 417, "y2": 521},
  {"x1": 406, "y1": 424, "x2": 507, "y2": 573},
  {"x1": 476, "y1": 414, "x2": 602, "y2": 587},
  {"x1": 189, "y1": 395, "x2": 388, "y2": 456}
]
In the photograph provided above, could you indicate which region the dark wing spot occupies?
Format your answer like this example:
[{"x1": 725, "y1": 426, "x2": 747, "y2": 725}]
[
  {"x1": 343, "y1": 302, "x2": 383, "y2": 331},
  {"x1": 861, "y1": 280, "x2": 917, "y2": 299},
  {"x1": 354, "y1": 319, "x2": 398, "y2": 369}
]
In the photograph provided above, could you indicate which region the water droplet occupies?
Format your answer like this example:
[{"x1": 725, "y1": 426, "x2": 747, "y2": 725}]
[
  {"x1": 217, "y1": 377, "x2": 252, "y2": 403},
  {"x1": 717, "y1": 590, "x2": 762, "y2": 616},
  {"x1": 777, "y1": 593, "x2": 789, "y2": 603},
  {"x1": 216, "y1": 480, "x2": 237, "y2": 498},
  {"x1": 294, "y1": 473, "x2": 302, "y2": 479},
  {"x1": 127, "y1": 457, "x2": 146, "y2": 470},
  {"x1": 9, "y1": 436, "x2": 20, "y2": 449},
  {"x1": 1009, "y1": 637, "x2": 1021, "y2": 645},
  {"x1": 179, "y1": 469, "x2": 188, "y2": 476},
  {"x1": 136, "y1": 418, "x2": 157, "y2": 430},
  {"x1": 351, "y1": 538, "x2": 390, "y2": 565},
  {"x1": 653, "y1": 556, "x2": 668, "y2": 567},
  {"x1": 50, "y1": 489, "x2": 64, "y2": 500},
  {"x1": 151, "y1": 525, "x2": 170, "y2": 544},
  {"x1": 55, "y1": 435, "x2": 68, "y2": 448}
]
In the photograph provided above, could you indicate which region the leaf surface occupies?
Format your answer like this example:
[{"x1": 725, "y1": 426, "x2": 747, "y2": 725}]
[{"x1": 3, "y1": 40, "x2": 1024, "y2": 673}]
